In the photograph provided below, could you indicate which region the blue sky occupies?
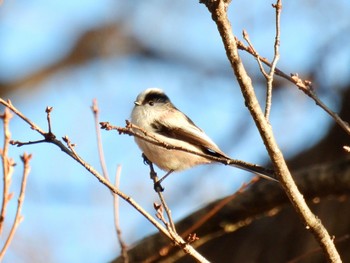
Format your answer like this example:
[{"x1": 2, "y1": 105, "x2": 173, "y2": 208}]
[{"x1": 0, "y1": 0, "x2": 349, "y2": 262}]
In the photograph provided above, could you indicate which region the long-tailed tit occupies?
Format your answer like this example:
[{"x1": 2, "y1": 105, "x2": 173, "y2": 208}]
[{"x1": 131, "y1": 88, "x2": 277, "y2": 183}]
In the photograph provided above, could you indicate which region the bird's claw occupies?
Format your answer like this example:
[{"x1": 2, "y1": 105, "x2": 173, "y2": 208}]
[
  {"x1": 142, "y1": 153, "x2": 151, "y2": 165},
  {"x1": 154, "y1": 181, "x2": 164, "y2": 192}
]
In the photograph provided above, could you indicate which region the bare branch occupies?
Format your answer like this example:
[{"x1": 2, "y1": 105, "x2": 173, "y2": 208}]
[
  {"x1": 100, "y1": 121, "x2": 275, "y2": 179},
  {"x1": 144, "y1": 157, "x2": 176, "y2": 233},
  {"x1": 242, "y1": 1, "x2": 282, "y2": 120},
  {"x1": 45, "y1": 106, "x2": 53, "y2": 134},
  {"x1": 0, "y1": 98, "x2": 210, "y2": 263},
  {"x1": 156, "y1": 190, "x2": 176, "y2": 232},
  {"x1": 93, "y1": 101, "x2": 130, "y2": 262},
  {"x1": 140, "y1": 176, "x2": 260, "y2": 262},
  {"x1": 0, "y1": 153, "x2": 31, "y2": 261},
  {"x1": 235, "y1": 37, "x2": 350, "y2": 136},
  {"x1": 0, "y1": 99, "x2": 46, "y2": 136},
  {"x1": 0, "y1": 108, "x2": 14, "y2": 235},
  {"x1": 242, "y1": 30, "x2": 269, "y2": 79},
  {"x1": 91, "y1": 99, "x2": 110, "y2": 182},
  {"x1": 113, "y1": 165, "x2": 129, "y2": 263},
  {"x1": 265, "y1": 0, "x2": 282, "y2": 119},
  {"x1": 200, "y1": 0, "x2": 341, "y2": 262},
  {"x1": 181, "y1": 177, "x2": 259, "y2": 238}
]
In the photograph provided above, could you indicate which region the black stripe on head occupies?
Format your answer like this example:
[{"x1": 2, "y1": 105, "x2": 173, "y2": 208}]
[{"x1": 142, "y1": 90, "x2": 170, "y2": 105}]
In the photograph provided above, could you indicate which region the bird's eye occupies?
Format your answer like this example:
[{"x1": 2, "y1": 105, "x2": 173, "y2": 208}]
[{"x1": 148, "y1": 101, "x2": 154, "y2": 106}]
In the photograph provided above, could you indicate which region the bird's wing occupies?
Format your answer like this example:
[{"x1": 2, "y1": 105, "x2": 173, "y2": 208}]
[{"x1": 151, "y1": 108, "x2": 229, "y2": 158}]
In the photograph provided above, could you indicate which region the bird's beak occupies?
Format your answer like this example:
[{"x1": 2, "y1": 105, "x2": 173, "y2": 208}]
[{"x1": 134, "y1": 101, "x2": 141, "y2": 106}]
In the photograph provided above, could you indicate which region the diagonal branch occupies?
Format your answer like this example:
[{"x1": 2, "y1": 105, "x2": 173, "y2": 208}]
[
  {"x1": 200, "y1": 0, "x2": 341, "y2": 262},
  {"x1": 100, "y1": 121, "x2": 276, "y2": 178},
  {"x1": 0, "y1": 98, "x2": 210, "y2": 263},
  {"x1": 235, "y1": 37, "x2": 350, "y2": 136}
]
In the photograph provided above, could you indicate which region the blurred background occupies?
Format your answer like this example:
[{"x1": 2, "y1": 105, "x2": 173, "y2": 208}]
[{"x1": 0, "y1": 0, "x2": 349, "y2": 262}]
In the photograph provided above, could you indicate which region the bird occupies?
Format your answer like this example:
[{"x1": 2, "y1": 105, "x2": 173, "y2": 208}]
[{"x1": 130, "y1": 88, "x2": 277, "y2": 187}]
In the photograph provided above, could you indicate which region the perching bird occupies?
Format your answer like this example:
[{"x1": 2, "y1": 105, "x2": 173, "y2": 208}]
[{"x1": 131, "y1": 88, "x2": 277, "y2": 185}]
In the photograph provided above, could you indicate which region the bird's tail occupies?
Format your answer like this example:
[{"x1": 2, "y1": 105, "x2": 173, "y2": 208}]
[{"x1": 227, "y1": 159, "x2": 279, "y2": 182}]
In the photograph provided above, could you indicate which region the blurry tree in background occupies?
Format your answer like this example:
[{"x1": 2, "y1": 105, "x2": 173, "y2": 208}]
[{"x1": 0, "y1": 0, "x2": 350, "y2": 262}]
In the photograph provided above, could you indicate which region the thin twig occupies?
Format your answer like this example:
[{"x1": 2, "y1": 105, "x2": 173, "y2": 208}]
[
  {"x1": 153, "y1": 201, "x2": 178, "y2": 244},
  {"x1": 0, "y1": 99, "x2": 46, "y2": 136},
  {"x1": 113, "y1": 165, "x2": 129, "y2": 263},
  {"x1": 287, "y1": 235, "x2": 350, "y2": 263},
  {"x1": 45, "y1": 107, "x2": 53, "y2": 134},
  {"x1": 242, "y1": 30, "x2": 269, "y2": 79},
  {"x1": 0, "y1": 108, "x2": 14, "y2": 235},
  {"x1": 157, "y1": 193, "x2": 176, "y2": 232},
  {"x1": 63, "y1": 136, "x2": 196, "y2": 256},
  {"x1": 145, "y1": 158, "x2": 176, "y2": 232},
  {"x1": 144, "y1": 176, "x2": 260, "y2": 262},
  {"x1": 93, "y1": 100, "x2": 128, "y2": 261},
  {"x1": 0, "y1": 99, "x2": 210, "y2": 263},
  {"x1": 91, "y1": 99, "x2": 110, "y2": 182},
  {"x1": 235, "y1": 37, "x2": 350, "y2": 136},
  {"x1": 264, "y1": 0, "x2": 282, "y2": 119},
  {"x1": 181, "y1": 177, "x2": 259, "y2": 238},
  {"x1": 242, "y1": 1, "x2": 282, "y2": 120},
  {"x1": 0, "y1": 153, "x2": 31, "y2": 261}
]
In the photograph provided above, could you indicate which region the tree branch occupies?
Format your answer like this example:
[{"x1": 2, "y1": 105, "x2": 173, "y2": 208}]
[
  {"x1": 113, "y1": 165, "x2": 129, "y2": 263},
  {"x1": 0, "y1": 98, "x2": 210, "y2": 263},
  {"x1": 0, "y1": 108, "x2": 14, "y2": 235},
  {"x1": 200, "y1": 0, "x2": 341, "y2": 262},
  {"x1": 235, "y1": 35, "x2": 350, "y2": 136},
  {"x1": 264, "y1": 0, "x2": 282, "y2": 119},
  {"x1": 100, "y1": 121, "x2": 276, "y2": 179},
  {"x1": 0, "y1": 153, "x2": 31, "y2": 261}
]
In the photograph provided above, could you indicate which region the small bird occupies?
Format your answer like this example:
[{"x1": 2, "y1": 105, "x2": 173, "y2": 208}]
[{"x1": 131, "y1": 88, "x2": 276, "y2": 185}]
